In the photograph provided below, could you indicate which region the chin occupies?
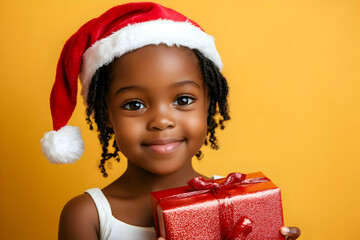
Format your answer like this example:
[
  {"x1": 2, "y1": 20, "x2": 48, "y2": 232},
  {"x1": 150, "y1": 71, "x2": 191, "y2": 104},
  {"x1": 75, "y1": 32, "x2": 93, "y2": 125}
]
[
  {"x1": 146, "y1": 161, "x2": 188, "y2": 176},
  {"x1": 147, "y1": 167, "x2": 180, "y2": 176}
]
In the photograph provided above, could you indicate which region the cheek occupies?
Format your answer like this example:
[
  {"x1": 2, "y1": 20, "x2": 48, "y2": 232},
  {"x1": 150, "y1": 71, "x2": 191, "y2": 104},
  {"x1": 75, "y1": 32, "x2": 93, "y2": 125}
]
[
  {"x1": 112, "y1": 118, "x2": 145, "y2": 153},
  {"x1": 182, "y1": 108, "x2": 208, "y2": 143}
]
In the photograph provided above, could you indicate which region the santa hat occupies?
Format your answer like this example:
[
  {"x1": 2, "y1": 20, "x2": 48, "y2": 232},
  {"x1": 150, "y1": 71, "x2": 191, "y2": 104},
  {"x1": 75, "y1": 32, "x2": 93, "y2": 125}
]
[{"x1": 41, "y1": 2, "x2": 223, "y2": 164}]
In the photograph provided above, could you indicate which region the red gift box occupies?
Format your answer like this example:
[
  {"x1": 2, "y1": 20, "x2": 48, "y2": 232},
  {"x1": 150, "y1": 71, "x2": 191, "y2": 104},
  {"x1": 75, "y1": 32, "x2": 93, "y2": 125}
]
[{"x1": 151, "y1": 172, "x2": 284, "y2": 240}]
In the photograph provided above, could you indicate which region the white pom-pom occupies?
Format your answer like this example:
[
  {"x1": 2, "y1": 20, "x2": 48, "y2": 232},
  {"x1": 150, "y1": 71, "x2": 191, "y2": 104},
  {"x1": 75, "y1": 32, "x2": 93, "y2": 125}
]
[{"x1": 41, "y1": 125, "x2": 84, "y2": 164}]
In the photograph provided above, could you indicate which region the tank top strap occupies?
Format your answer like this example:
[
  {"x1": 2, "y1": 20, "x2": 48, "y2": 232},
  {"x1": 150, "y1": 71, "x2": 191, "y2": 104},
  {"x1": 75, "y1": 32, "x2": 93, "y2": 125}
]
[{"x1": 85, "y1": 188, "x2": 113, "y2": 240}]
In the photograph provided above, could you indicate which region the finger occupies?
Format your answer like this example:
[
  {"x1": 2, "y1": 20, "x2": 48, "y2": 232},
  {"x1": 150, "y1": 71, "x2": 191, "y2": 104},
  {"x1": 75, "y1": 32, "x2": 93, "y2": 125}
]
[
  {"x1": 281, "y1": 226, "x2": 301, "y2": 239},
  {"x1": 158, "y1": 238, "x2": 166, "y2": 240}
]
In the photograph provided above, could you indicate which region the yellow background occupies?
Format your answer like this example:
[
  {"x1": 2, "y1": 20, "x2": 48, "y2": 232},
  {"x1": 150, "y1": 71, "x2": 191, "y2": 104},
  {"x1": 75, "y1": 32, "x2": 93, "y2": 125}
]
[{"x1": 0, "y1": 0, "x2": 359, "y2": 239}]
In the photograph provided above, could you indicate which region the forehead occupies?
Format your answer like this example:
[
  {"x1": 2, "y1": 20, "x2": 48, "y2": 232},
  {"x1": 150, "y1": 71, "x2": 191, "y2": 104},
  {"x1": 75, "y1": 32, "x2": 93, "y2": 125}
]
[{"x1": 108, "y1": 44, "x2": 203, "y2": 90}]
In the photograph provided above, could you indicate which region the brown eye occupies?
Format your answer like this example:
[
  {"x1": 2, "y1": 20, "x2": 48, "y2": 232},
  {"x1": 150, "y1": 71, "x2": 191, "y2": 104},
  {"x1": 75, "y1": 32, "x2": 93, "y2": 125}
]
[
  {"x1": 174, "y1": 96, "x2": 195, "y2": 106},
  {"x1": 123, "y1": 101, "x2": 145, "y2": 111}
]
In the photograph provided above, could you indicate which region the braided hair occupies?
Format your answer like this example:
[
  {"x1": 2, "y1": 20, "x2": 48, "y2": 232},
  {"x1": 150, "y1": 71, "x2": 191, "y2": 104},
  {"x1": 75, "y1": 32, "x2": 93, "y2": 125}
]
[{"x1": 86, "y1": 48, "x2": 230, "y2": 177}]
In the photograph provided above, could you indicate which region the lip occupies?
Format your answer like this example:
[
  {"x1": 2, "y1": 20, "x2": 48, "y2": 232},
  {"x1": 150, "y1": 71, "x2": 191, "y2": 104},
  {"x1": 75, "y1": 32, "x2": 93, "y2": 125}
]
[{"x1": 142, "y1": 139, "x2": 184, "y2": 154}]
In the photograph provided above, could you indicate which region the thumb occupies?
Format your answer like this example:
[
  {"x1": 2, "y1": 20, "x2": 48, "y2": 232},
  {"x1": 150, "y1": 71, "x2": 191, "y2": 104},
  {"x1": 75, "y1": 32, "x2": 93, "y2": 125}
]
[{"x1": 281, "y1": 226, "x2": 301, "y2": 239}]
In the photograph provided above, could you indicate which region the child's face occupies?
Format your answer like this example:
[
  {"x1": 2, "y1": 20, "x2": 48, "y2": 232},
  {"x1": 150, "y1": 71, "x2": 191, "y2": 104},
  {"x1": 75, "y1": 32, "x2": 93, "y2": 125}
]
[{"x1": 105, "y1": 44, "x2": 209, "y2": 175}]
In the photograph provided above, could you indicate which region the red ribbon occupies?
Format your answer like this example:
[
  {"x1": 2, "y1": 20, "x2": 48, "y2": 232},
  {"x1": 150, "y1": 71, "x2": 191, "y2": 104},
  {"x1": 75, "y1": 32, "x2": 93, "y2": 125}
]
[
  {"x1": 226, "y1": 216, "x2": 253, "y2": 240},
  {"x1": 156, "y1": 172, "x2": 269, "y2": 240},
  {"x1": 187, "y1": 173, "x2": 269, "y2": 239},
  {"x1": 187, "y1": 172, "x2": 269, "y2": 193}
]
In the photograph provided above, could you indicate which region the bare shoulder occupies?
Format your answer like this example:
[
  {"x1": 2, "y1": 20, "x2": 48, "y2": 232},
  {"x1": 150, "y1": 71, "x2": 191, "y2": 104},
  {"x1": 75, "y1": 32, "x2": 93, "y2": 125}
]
[{"x1": 58, "y1": 193, "x2": 99, "y2": 240}]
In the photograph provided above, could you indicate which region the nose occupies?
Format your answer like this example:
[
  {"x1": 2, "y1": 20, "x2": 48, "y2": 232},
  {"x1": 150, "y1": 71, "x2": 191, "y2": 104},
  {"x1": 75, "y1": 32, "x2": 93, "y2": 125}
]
[{"x1": 147, "y1": 104, "x2": 176, "y2": 131}]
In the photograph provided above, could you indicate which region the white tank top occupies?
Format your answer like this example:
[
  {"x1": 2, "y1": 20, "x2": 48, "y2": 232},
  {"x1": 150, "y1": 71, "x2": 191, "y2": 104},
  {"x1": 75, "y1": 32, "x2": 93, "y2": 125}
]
[
  {"x1": 85, "y1": 188, "x2": 157, "y2": 240},
  {"x1": 85, "y1": 176, "x2": 222, "y2": 240}
]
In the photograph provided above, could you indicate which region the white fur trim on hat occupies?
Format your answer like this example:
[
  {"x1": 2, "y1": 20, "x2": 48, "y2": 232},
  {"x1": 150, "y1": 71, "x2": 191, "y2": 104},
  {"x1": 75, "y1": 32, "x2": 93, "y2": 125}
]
[
  {"x1": 41, "y1": 125, "x2": 84, "y2": 164},
  {"x1": 80, "y1": 19, "x2": 223, "y2": 100}
]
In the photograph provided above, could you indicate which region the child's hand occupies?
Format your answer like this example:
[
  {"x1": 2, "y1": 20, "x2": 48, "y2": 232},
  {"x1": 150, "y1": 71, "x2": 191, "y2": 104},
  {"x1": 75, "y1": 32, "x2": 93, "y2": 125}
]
[
  {"x1": 158, "y1": 226, "x2": 301, "y2": 240},
  {"x1": 280, "y1": 226, "x2": 301, "y2": 239}
]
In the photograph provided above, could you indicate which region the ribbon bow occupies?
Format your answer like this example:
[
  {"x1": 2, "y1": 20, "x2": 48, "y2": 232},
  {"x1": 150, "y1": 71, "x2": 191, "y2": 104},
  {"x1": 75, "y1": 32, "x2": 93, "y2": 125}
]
[
  {"x1": 187, "y1": 172, "x2": 268, "y2": 191},
  {"x1": 188, "y1": 172, "x2": 246, "y2": 190}
]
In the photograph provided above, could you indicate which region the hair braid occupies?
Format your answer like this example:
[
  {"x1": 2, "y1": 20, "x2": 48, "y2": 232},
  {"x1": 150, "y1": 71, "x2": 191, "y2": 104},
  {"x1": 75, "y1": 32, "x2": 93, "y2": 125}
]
[
  {"x1": 193, "y1": 49, "x2": 230, "y2": 151},
  {"x1": 86, "y1": 66, "x2": 119, "y2": 177}
]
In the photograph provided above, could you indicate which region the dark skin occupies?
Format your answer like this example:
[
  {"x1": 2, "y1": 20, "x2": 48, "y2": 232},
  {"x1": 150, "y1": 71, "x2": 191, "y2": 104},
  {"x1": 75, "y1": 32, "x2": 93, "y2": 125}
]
[{"x1": 58, "y1": 45, "x2": 300, "y2": 239}]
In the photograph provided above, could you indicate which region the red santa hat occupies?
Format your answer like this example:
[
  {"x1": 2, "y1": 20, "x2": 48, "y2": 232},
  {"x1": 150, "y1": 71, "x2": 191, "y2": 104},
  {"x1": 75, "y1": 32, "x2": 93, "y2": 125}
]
[{"x1": 41, "y1": 2, "x2": 223, "y2": 164}]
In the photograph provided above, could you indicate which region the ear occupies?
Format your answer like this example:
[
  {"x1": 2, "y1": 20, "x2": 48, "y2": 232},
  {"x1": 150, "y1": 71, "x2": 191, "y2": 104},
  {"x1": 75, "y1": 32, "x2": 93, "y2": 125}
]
[
  {"x1": 207, "y1": 94, "x2": 210, "y2": 109},
  {"x1": 205, "y1": 88, "x2": 211, "y2": 115},
  {"x1": 106, "y1": 117, "x2": 113, "y2": 129},
  {"x1": 103, "y1": 102, "x2": 113, "y2": 129}
]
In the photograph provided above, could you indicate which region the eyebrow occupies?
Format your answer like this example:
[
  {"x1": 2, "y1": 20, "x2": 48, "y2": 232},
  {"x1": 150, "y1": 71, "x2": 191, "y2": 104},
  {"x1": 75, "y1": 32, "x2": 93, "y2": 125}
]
[
  {"x1": 172, "y1": 80, "x2": 201, "y2": 89},
  {"x1": 114, "y1": 85, "x2": 145, "y2": 96}
]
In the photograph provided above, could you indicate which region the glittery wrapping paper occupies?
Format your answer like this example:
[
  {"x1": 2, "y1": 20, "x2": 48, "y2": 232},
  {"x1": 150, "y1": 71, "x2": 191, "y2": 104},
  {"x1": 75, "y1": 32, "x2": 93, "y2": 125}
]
[{"x1": 151, "y1": 172, "x2": 285, "y2": 240}]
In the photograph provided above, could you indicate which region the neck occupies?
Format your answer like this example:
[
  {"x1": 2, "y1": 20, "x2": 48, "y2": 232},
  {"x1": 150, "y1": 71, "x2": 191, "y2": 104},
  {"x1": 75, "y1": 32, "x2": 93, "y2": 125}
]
[{"x1": 116, "y1": 160, "x2": 204, "y2": 197}]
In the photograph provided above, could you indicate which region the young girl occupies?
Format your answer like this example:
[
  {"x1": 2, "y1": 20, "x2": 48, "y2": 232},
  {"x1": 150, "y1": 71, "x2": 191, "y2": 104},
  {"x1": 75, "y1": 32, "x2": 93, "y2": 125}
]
[{"x1": 41, "y1": 2, "x2": 300, "y2": 240}]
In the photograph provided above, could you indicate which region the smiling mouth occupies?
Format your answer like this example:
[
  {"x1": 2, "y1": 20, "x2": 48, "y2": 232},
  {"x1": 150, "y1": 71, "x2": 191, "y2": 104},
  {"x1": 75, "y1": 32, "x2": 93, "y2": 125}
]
[{"x1": 142, "y1": 140, "x2": 184, "y2": 154}]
